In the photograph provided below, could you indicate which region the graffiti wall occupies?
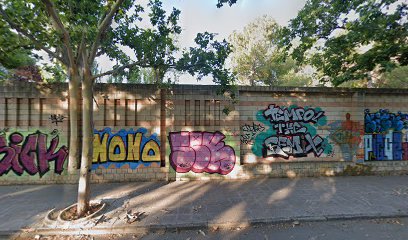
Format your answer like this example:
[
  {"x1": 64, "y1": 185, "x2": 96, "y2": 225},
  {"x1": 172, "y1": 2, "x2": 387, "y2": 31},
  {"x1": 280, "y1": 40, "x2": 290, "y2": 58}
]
[
  {"x1": 0, "y1": 130, "x2": 68, "y2": 176},
  {"x1": 92, "y1": 128, "x2": 160, "y2": 169},
  {"x1": 327, "y1": 113, "x2": 363, "y2": 161},
  {"x1": 364, "y1": 109, "x2": 408, "y2": 161},
  {"x1": 251, "y1": 104, "x2": 331, "y2": 159},
  {"x1": 169, "y1": 131, "x2": 236, "y2": 175},
  {"x1": 4, "y1": 82, "x2": 408, "y2": 182}
]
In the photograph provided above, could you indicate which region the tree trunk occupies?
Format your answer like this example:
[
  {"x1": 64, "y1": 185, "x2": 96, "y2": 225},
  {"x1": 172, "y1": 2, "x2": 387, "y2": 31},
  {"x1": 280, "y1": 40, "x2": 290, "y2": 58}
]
[
  {"x1": 68, "y1": 68, "x2": 80, "y2": 173},
  {"x1": 160, "y1": 88, "x2": 166, "y2": 167},
  {"x1": 77, "y1": 72, "x2": 93, "y2": 216},
  {"x1": 367, "y1": 74, "x2": 374, "y2": 88}
]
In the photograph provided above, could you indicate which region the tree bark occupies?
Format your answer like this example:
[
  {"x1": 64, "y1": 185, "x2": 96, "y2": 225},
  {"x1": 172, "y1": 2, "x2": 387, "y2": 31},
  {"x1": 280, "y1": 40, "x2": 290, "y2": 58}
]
[
  {"x1": 160, "y1": 88, "x2": 166, "y2": 167},
  {"x1": 367, "y1": 74, "x2": 374, "y2": 88},
  {"x1": 77, "y1": 72, "x2": 93, "y2": 217},
  {"x1": 67, "y1": 67, "x2": 80, "y2": 173}
]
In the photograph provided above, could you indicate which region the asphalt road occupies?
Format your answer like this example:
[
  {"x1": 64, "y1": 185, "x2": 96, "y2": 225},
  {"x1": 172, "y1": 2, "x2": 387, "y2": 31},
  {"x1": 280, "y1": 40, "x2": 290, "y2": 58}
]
[{"x1": 9, "y1": 217, "x2": 408, "y2": 240}]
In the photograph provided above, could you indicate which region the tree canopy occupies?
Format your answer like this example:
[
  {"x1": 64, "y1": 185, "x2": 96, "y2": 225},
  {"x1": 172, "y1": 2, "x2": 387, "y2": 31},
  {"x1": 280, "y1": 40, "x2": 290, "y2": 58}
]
[
  {"x1": 0, "y1": 21, "x2": 34, "y2": 69},
  {"x1": 0, "y1": 20, "x2": 38, "y2": 81},
  {"x1": 339, "y1": 65, "x2": 408, "y2": 88},
  {"x1": 280, "y1": 0, "x2": 408, "y2": 86},
  {"x1": 0, "y1": 0, "x2": 234, "y2": 87},
  {"x1": 216, "y1": 0, "x2": 238, "y2": 8},
  {"x1": 100, "y1": 0, "x2": 233, "y2": 88},
  {"x1": 229, "y1": 15, "x2": 312, "y2": 86}
]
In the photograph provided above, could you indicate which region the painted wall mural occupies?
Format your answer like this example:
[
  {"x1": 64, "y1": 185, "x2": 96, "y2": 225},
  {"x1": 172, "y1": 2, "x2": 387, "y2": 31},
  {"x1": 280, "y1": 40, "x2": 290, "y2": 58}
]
[
  {"x1": 0, "y1": 131, "x2": 68, "y2": 176},
  {"x1": 364, "y1": 109, "x2": 408, "y2": 161},
  {"x1": 92, "y1": 128, "x2": 160, "y2": 169},
  {"x1": 169, "y1": 131, "x2": 236, "y2": 175},
  {"x1": 252, "y1": 104, "x2": 331, "y2": 159},
  {"x1": 327, "y1": 113, "x2": 363, "y2": 161}
]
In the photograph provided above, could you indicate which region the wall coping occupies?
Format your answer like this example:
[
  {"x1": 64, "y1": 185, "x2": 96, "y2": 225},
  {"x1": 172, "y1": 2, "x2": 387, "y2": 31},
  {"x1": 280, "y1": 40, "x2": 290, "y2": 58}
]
[{"x1": 1, "y1": 81, "x2": 408, "y2": 95}]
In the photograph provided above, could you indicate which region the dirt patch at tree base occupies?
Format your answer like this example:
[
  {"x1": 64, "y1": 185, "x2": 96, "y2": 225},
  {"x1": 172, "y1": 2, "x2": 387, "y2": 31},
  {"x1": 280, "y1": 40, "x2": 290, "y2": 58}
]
[{"x1": 59, "y1": 203, "x2": 104, "y2": 221}]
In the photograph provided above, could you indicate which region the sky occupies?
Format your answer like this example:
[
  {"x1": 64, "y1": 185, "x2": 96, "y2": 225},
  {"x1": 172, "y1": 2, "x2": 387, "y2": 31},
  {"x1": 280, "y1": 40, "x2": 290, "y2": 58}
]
[
  {"x1": 98, "y1": 0, "x2": 308, "y2": 84},
  {"x1": 164, "y1": 0, "x2": 307, "y2": 47}
]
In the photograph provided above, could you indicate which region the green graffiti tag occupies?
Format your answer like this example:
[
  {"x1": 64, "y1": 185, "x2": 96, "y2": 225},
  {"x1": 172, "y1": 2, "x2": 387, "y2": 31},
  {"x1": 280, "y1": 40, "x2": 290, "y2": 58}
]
[{"x1": 252, "y1": 104, "x2": 332, "y2": 159}]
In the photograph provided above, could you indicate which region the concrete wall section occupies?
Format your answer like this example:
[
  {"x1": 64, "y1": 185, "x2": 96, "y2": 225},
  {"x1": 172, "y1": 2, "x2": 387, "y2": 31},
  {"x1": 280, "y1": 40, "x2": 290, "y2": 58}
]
[{"x1": 1, "y1": 82, "x2": 408, "y2": 184}]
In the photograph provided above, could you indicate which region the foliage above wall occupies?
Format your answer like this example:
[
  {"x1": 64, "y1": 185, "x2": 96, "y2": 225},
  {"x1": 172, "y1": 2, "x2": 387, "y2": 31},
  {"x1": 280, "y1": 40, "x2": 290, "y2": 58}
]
[
  {"x1": 280, "y1": 0, "x2": 408, "y2": 86},
  {"x1": 228, "y1": 15, "x2": 312, "y2": 87}
]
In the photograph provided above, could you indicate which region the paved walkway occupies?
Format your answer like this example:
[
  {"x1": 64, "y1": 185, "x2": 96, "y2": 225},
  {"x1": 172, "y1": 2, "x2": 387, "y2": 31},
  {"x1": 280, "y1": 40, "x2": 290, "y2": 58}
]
[{"x1": 1, "y1": 176, "x2": 408, "y2": 236}]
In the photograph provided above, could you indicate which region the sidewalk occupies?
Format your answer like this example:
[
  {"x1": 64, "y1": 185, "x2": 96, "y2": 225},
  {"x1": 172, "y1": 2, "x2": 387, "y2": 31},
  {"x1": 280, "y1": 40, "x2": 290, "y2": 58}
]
[{"x1": 1, "y1": 176, "x2": 408, "y2": 236}]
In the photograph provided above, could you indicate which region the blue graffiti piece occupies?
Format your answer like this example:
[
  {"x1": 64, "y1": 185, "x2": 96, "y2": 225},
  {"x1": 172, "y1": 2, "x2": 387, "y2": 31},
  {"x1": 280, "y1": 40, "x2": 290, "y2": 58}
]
[
  {"x1": 92, "y1": 128, "x2": 160, "y2": 170},
  {"x1": 393, "y1": 132, "x2": 403, "y2": 161},
  {"x1": 91, "y1": 161, "x2": 153, "y2": 170},
  {"x1": 365, "y1": 121, "x2": 376, "y2": 133},
  {"x1": 381, "y1": 120, "x2": 392, "y2": 132},
  {"x1": 364, "y1": 109, "x2": 408, "y2": 134},
  {"x1": 373, "y1": 134, "x2": 385, "y2": 161},
  {"x1": 395, "y1": 120, "x2": 404, "y2": 131}
]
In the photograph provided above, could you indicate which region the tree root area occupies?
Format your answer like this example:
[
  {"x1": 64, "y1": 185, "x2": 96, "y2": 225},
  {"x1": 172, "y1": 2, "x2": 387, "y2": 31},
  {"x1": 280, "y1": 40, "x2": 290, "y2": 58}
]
[{"x1": 60, "y1": 203, "x2": 103, "y2": 221}]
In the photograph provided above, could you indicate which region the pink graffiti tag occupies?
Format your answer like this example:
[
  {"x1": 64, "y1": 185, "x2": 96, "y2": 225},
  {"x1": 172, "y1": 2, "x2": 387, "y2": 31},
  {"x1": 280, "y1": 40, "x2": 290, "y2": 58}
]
[
  {"x1": 0, "y1": 132, "x2": 68, "y2": 176},
  {"x1": 169, "y1": 131, "x2": 236, "y2": 175}
]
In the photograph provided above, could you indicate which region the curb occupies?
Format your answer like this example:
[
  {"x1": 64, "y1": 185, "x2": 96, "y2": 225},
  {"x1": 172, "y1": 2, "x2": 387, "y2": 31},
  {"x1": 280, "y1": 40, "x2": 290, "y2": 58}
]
[{"x1": 5, "y1": 212, "x2": 408, "y2": 237}]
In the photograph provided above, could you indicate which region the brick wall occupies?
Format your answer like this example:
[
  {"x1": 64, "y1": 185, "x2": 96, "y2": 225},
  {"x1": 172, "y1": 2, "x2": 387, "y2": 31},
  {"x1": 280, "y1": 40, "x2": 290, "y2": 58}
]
[{"x1": 1, "y1": 82, "x2": 408, "y2": 184}]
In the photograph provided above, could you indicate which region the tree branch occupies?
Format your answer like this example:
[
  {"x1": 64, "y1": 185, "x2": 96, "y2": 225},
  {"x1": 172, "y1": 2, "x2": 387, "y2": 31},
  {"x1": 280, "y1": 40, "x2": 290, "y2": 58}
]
[
  {"x1": 76, "y1": 32, "x2": 86, "y2": 66},
  {"x1": 91, "y1": 61, "x2": 150, "y2": 80},
  {"x1": 88, "y1": 0, "x2": 125, "y2": 65},
  {"x1": 0, "y1": 7, "x2": 65, "y2": 64},
  {"x1": 41, "y1": 0, "x2": 76, "y2": 67},
  {"x1": 92, "y1": 60, "x2": 214, "y2": 81}
]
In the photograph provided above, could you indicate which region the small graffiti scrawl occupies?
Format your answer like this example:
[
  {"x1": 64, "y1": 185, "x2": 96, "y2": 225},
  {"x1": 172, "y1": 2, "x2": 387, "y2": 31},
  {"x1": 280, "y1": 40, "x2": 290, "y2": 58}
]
[
  {"x1": 241, "y1": 122, "x2": 265, "y2": 144},
  {"x1": 169, "y1": 131, "x2": 236, "y2": 175}
]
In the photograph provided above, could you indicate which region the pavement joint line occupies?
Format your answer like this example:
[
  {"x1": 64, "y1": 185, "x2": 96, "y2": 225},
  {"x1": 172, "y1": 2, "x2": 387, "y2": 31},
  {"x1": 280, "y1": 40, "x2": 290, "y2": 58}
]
[{"x1": 2, "y1": 212, "x2": 407, "y2": 237}]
